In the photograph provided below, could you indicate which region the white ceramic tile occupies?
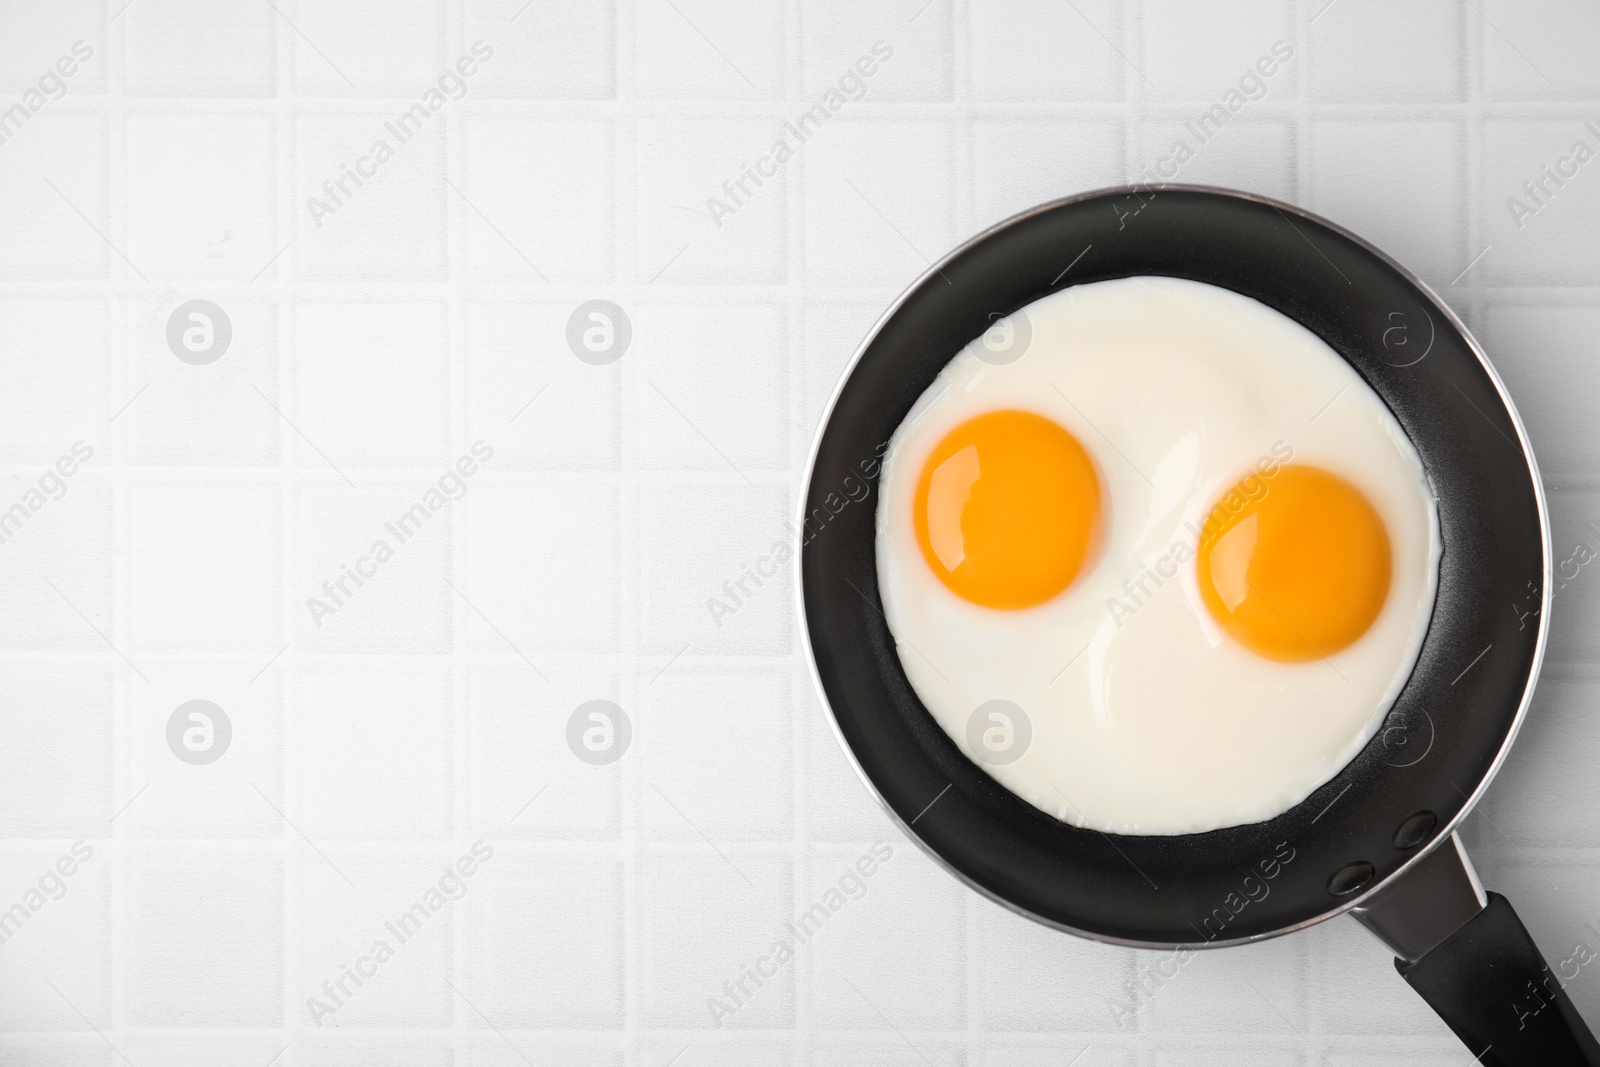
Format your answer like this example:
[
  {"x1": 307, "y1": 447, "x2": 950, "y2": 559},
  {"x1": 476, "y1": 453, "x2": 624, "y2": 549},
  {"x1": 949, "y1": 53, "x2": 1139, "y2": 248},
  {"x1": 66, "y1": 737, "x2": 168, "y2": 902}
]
[
  {"x1": 462, "y1": 117, "x2": 614, "y2": 283},
  {"x1": 1480, "y1": 0, "x2": 1600, "y2": 100},
  {"x1": 0, "y1": 1, "x2": 106, "y2": 96},
  {"x1": 0, "y1": 114, "x2": 109, "y2": 279},
  {"x1": 464, "y1": 850, "x2": 625, "y2": 1027},
  {"x1": 0, "y1": 1045, "x2": 115, "y2": 1067},
  {"x1": 1309, "y1": 0, "x2": 1463, "y2": 102},
  {"x1": 0, "y1": 300, "x2": 108, "y2": 463},
  {"x1": 973, "y1": 120, "x2": 1125, "y2": 232},
  {"x1": 803, "y1": 120, "x2": 954, "y2": 288},
  {"x1": 806, "y1": 847, "x2": 967, "y2": 1030},
  {"x1": 799, "y1": 301, "x2": 880, "y2": 442},
  {"x1": 0, "y1": 484, "x2": 114, "y2": 654},
  {"x1": 969, "y1": 0, "x2": 1123, "y2": 102},
  {"x1": 290, "y1": 300, "x2": 451, "y2": 469},
  {"x1": 1309, "y1": 118, "x2": 1465, "y2": 285},
  {"x1": 801, "y1": 1, "x2": 950, "y2": 102},
  {"x1": 296, "y1": 669, "x2": 454, "y2": 839},
  {"x1": 124, "y1": 112, "x2": 277, "y2": 281},
  {"x1": 636, "y1": 482, "x2": 793, "y2": 656},
  {"x1": 468, "y1": 670, "x2": 625, "y2": 840},
  {"x1": 291, "y1": 112, "x2": 447, "y2": 281},
  {"x1": 638, "y1": 668, "x2": 792, "y2": 841},
  {"x1": 460, "y1": 476, "x2": 623, "y2": 654},
  {"x1": 636, "y1": 0, "x2": 783, "y2": 100},
  {"x1": 294, "y1": 847, "x2": 462, "y2": 1029},
  {"x1": 124, "y1": 1037, "x2": 307, "y2": 1067},
  {"x1": 125, "y1": 844, "x2": 283, "y2": 1026},
  {"x1": 299, "y1": 1040, "x2": 457, "y2": 1067},
  {"x1": 1542, "y1": 491, "x2": 1600, "y2": 666},
  {"x1": 1482, "y1": 673, "x2": 1600, "y2": 844},
  {"x1": 123, "y1": 0, "x2": 275, "y2": 96},
  {"x1": 467, "y1": 1034, "x2": 623, "y2": 1067},
  {"x1": 635, "y1": 852, "x2": 793, "y2": 1028},
  {"x1": 127, "y1": 297, "x2": 280, "y2": 466},
  {"x1": 1152, "y1": 1046, "x2": 1307, "y2": 1067},
  {"x1": 1140, "y1": 932, "x2": 1307, "y2": 1036},
  {"x1": 1142, "y1": 0, "x2": 1295, "y2": 102},
  {"x1": 294, "y1": 482, "x2": 456, "y2": 653},
  {"x1": 0, "y1": 843, "x2": 110, "y2": 1030},
  {"x1": 1479, "y1": 302, "x2": 1600, "y2": 482},
  {"x1": 810, "y1": 1038, "x2": 964, "y2": 1067},
  {"x1": 127, "y1": 482, "x2": 282, "y2": 653},
  {"x1": 0, "y1": 671, "x2": 112, "y2": 837},
  {"x1": 1480, "y1": 118, "x2": 1600, "y2": 285},
  {"x1": 290, "y1": 0, "x2": 446, "y2": 98},
  {"x1": 465, "y1": 300, "x2": 624, "y2": 469},
  {"x1": 1130, "y1": 119, "x2": 1295, "y2": 202},
  {"x1": 637, "y1": 118, "x2": 787, "y2": 285},
  {"x1": 973, "y1": 897, "x2": 1134, "y2": 1033},
  {"x1": 466, "y1": 0, "x2": 616, "y2": 99},
  {"x1": 634, "y1": 301, "x2": 787, "y2": 470}
]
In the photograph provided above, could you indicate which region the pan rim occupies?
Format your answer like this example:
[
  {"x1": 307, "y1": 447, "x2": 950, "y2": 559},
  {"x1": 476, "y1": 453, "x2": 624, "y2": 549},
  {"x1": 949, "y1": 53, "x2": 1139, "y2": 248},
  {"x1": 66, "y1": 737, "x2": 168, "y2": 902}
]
[{"x1": 794, "y1": 182, "x2": 1554, "y2": 951}]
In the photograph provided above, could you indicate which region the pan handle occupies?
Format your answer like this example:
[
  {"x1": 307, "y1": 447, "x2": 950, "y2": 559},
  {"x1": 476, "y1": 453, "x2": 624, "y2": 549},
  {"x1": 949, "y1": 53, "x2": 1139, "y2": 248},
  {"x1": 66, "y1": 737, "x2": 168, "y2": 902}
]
[{"x1": 1352, "y1": 833, "x2": 1600, "y2": 1065}]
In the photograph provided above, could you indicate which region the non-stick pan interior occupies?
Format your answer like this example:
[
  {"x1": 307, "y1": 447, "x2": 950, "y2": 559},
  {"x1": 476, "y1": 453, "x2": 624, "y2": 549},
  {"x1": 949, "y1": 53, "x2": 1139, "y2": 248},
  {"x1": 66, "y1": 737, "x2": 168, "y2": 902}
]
[{"x1": 800, "y1": 186, "x2": 1548, "y2": 946}]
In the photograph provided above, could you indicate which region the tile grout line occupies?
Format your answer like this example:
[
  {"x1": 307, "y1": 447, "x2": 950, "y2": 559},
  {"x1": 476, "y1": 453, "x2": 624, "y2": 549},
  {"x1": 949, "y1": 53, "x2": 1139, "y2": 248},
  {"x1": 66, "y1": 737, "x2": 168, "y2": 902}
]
[
  {"x1": 1129, "y1": 0, "x2": 1154, "y2": 1046},
  {"x1": 447, "y1": 0, "x2": 470, "y2": 1057},
  {"x1": 1461, "y1": 0, "x2": 1490, "y2": 884},
  {"x1": 618, "y1": 0, "x2": 642, "y2": 1061},
  {"x1": 785, "y1": 0, "x2": 808, "y2": 1054},
  {"x1": 1464, "y1": 0, "x2": 1487, "y2": 376},
  {"x1": 1292, "y1": 0, "x2": 1321, "y2": 1053},
  {"x1": 108, "y1": 0, "x2": 132, "y2": 1049},
  {"x1": 274, "y1": 0, "x2": 298, "y2": 1054},
  {"x1": 954, "y1": 0, "x2": 976, "y2": 1054}
]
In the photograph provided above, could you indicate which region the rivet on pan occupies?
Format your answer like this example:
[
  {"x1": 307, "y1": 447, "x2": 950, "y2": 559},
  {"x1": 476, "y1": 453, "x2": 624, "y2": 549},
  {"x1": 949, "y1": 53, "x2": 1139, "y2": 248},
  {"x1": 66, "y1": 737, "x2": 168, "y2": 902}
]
[
  {"x1": 1393, "y1": 811, "x2": 1437, "y2": 850},
  {"x1": 1327, "y1": 862, "x2": 1375, "y2": 896}
]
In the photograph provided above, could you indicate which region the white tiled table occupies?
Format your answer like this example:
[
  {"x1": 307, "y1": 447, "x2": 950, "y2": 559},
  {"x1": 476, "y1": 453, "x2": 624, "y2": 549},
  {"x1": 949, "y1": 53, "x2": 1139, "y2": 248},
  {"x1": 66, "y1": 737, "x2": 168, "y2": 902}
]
[{"x1": 1, "y1": 0, "x2": 1598, "y2": 1063}]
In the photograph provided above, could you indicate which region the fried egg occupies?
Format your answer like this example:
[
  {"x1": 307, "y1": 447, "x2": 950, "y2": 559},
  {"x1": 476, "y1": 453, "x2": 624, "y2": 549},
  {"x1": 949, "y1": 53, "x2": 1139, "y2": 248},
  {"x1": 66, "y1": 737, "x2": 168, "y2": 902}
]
[{"x1": 874, "y1": 276, "x2": 1439, "y2": 835}]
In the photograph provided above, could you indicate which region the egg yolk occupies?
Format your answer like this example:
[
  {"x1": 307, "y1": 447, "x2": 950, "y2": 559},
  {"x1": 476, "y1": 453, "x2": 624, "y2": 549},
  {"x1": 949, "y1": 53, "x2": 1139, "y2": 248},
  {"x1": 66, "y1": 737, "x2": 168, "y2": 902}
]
[
  {"x1": 914, "y1": 410, "x2": 1101, "y2": 610},
  {"x1": 1196, "y1": 464, "x2": 1391, "y2": 662}
]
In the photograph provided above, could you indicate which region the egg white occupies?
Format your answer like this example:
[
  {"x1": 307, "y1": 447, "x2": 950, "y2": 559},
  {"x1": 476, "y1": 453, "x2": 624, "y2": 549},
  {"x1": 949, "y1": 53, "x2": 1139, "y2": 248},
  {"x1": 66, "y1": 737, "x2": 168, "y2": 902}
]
[{"x1": 875, "y1": 276, "x2": 1440, "y2": 835}]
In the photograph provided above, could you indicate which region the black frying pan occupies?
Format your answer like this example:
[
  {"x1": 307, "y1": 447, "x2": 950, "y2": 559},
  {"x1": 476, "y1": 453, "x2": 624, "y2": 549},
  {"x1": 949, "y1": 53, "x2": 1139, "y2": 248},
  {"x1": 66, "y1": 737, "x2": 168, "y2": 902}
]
[{"x1": 798, "y1": 185, "x2": 1596, "y2": 1064}]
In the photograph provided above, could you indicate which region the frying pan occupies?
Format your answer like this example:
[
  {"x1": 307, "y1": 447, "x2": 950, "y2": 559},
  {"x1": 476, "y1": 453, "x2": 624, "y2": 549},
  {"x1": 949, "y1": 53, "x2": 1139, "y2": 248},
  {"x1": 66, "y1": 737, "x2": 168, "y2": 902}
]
[{"x1": 798, "y1": 185, "x2": 1598, "y2": 1064}]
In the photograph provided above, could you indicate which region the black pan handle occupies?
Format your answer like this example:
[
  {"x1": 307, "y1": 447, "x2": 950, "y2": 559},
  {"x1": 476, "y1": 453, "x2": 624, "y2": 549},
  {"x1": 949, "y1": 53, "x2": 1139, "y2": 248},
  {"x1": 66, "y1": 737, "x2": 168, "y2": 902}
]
[
  {"x1": 1400, "y1": 893, "x2": 1600, "y2": 1064},
  {"x1": 1353, "y1": 834, "x2": 1600, "y2": 1065}
]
